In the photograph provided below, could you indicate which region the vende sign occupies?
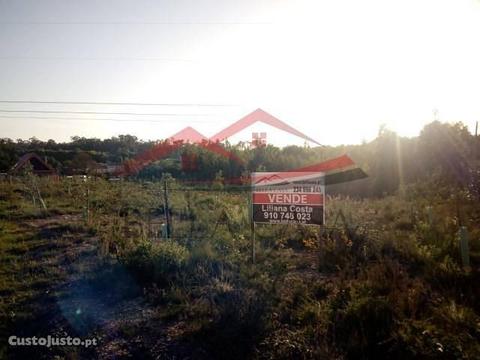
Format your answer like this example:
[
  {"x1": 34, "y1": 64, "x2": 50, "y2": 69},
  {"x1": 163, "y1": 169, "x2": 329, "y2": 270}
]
[
  {"x1": 252, "y1": 193, "x2": 323, "y2": 205},
  {"x1": 252, "y1": 171, "x2": 325, "y2": 226}
]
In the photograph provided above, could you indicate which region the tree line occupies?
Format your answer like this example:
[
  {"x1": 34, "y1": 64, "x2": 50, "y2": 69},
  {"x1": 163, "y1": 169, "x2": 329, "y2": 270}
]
[{"x1": 1, "y1": 121, "x2": 478, "y2": 197}]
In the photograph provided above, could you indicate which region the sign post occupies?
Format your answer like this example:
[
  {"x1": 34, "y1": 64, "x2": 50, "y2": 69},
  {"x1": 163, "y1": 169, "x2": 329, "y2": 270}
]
[{"x1": 251, "y1": 221, "x2": 256, "y2": 264}]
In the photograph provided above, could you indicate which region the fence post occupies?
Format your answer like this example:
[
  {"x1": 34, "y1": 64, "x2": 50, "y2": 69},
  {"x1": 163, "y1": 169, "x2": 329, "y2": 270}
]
[
  {"x1": 459, "y1": 226, "x2": 470, "y2": 269},
  {"x1": 86, "y1": 186, "x2": 90, "y2": 224},
  {"x1": 82, "y1": 180, "x2": 89, "y2": 224},
  {"x1": 426, "y1": 206, "x2": 433, "y2": 227},
  {"x1": 163, "y1": 179, "x2": 171, "y2": 238}
]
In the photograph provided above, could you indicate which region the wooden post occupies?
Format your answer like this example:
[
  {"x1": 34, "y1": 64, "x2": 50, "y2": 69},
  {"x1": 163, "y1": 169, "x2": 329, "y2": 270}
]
[
  {"x1": 163, "y1": 179, "x2": 171, "y2": 238},
  {"x1": 81, "y1": 178, "x2": 89, "y2": 224},
  {"x1": 426, "y1": 206, "x2": 433, "y2": 227},
  {"x1": 251, "y1": 221, "x2": 256, "y2": 264},
  {"x1": 86, "y1": 186, "x2": 90, "y2": 224},
  {"x1": 249, "y1": 179, "x2": 255, "y2": 264},
  {"x1": 33, "y1": 178, "x2": 47, "y2": 211},
  {"x1": 317, "y1": 224, "x2": 323, "y2": 271},
  {"x1": 459, "y1": 226, "x2": 470, "y2": 269},
  {"x1": 187, "y1": 191, "x2": 195, "y2": 239}
]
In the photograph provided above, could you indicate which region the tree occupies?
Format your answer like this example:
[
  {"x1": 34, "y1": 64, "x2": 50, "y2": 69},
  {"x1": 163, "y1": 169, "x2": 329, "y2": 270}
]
[
  {"x1": 371, "y1": 125, "x2": 400, "y2": 196},
  {"x1": 69, "y1": 152, "x2": 100, "y2": 175},
  {"x1": 0, "y1": 138, "x2": 17, "y2": 171},
  {"x1": 419, "y1": 121, "x2": 472, "y2": 186}
]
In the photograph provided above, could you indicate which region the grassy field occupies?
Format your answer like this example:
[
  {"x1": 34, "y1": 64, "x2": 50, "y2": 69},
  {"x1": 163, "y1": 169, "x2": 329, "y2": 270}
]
[{"x1": 1, "y1": 176, "x2": 480, "y2": 359}]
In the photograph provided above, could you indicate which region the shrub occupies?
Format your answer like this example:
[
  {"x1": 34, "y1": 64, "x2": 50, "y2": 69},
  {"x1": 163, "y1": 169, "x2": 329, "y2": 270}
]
[
  {"x1": 330, "y1": 296, "x2": 394, "y2": 359},
  {"x1": 193, "y1": 288, "x2": 269, "y2": 360},
  {"x1": 123, "y1": 240, "x2": 189, "y2": 286}
]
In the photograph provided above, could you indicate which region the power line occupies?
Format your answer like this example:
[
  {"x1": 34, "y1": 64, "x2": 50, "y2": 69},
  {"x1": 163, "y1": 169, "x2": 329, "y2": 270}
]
[
  {"x1": 0, "y1": 100, "x2": 233, "y2": 107},
  {"x1": 0, "y1": 109, "x2": 213, "y2": 116},
  {"x1": 0, "y1": 56, "x2": 195, "y2": 62},
  {"x1": 0, "y1": 115, "x2": 215, "y2": 123},
  {"x1": 0, "y1": 21, "x2": 270, "y2": 25}
]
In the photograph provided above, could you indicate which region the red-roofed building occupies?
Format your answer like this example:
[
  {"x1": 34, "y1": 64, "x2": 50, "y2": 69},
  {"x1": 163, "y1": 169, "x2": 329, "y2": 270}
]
[{"x1": 10, "y1": 153, "x2": 57, "y2": 177}]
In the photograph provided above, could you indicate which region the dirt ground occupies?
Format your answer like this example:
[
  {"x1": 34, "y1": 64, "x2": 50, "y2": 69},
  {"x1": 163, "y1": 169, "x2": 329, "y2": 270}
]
[{"x1": 2, "y1": 214, "x2": 207, "y2": 359}]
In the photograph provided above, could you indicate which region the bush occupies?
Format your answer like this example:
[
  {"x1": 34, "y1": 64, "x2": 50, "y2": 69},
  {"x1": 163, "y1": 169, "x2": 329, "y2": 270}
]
[
  {"x1": 330, "y1": 296, "x2": 394, "y2": 359},
  {"x1": 193, "y1": 288, "x2": 269, "y2": 360},
  {"x1": 123, "y1": 240, "x2": 189, "y2": 286}
]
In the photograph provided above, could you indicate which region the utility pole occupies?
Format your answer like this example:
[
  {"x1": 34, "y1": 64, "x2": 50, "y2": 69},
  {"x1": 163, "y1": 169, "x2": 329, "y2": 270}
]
[
  {"x1": 163, "y1": 179, "x2": 171, "y2": 238},
  {"x1": 475, "y1": 121, "x2": 478, "y2": 137}
]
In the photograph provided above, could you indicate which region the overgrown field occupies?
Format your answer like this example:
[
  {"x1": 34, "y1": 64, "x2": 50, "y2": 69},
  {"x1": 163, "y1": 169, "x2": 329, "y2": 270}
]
[{"x1": 1, "y1": 176, "x2": 480, "y2": 359}]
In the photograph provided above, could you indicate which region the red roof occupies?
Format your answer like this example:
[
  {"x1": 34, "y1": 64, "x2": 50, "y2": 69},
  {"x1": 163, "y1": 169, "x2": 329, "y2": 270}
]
[{"x1": 10, "y1": 153, "x2": 56, "y2": 175}]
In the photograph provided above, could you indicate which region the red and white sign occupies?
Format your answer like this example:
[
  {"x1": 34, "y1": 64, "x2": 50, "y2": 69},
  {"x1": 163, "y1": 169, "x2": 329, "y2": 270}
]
[{"x1": 251, "y1": 171, "x2": 325, "y2": 226}]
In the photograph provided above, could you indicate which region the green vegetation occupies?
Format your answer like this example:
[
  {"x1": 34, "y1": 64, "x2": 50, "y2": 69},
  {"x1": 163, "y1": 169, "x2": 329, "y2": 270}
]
[
  {"x1": 1, "y1": 120, "x2": 478, "y2": 198},
  {"x1": 0, "y1": 121, "x2": 479, "y2": 358}
]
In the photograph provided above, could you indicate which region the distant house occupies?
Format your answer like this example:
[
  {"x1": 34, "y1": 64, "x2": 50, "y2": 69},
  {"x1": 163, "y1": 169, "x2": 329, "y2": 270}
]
[
  {"x1": 10, "y1": 153, "x2": 57, "y2": 177},
  {"x1": 94, "y1": 163, "x2": 122, "y2": 176}
]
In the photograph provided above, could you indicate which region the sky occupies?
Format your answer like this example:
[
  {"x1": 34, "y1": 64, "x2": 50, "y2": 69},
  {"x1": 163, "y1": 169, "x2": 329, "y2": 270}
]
[{"x1": 0, "y1": 0, "x2": 479, "y2": 146}]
